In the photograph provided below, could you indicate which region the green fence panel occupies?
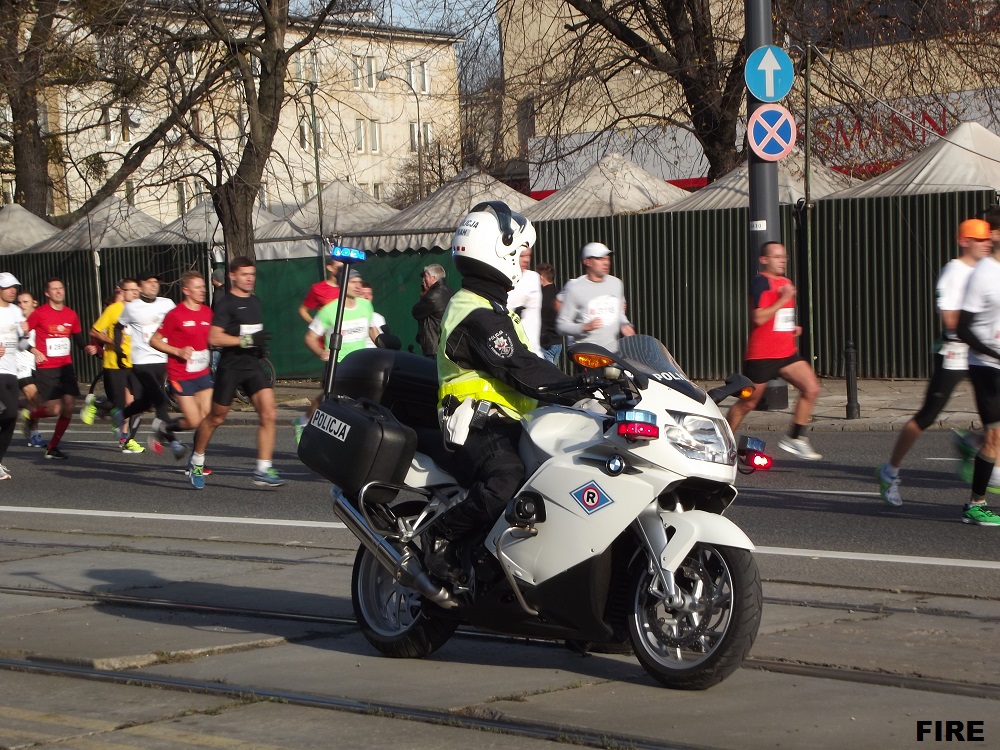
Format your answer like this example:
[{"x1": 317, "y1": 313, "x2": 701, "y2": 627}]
[{"x1": 811, "y1": 190, "x2": 995, "y2": 378}]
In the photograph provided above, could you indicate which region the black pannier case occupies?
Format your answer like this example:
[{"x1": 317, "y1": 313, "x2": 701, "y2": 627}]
[{"x1": 298, "y1": 396, "x2": 417, "y2": 503}]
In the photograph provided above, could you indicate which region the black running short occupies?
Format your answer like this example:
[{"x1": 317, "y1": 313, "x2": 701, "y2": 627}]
[
  {"x1": 35, "y1": 365, "x2": 80, "y2": 402},
  {"x1": 213, "y1": 361, "x2": 269, "y2": 407},
  {"x1": 742, "y1": 353, "x2": 803, "y2": 385},
  {"x1": 969, "y1": 365, "x2": 1000, "y2": 429}
]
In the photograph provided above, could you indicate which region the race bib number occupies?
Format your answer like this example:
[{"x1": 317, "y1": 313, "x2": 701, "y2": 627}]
[
  {"x1": 586, "y1": 295, "x2": 619, "y2": 328},
  {"x1": 46, "y1": 337, "x2": 70, "y2": 357},
  {"x1": 941, "y1": 340, "x2": 969, "y2": 371},
  {"x1": 0, "y1": 324, "x2": 17, "y2": 349},
  {"x1": 239, "y1": 324, "x2": 263, "y2": 336},
  {"x1": 187, "y1": 349, "x2": 210, "y2": 372},
  {"x1": 773, "y1": 308, "x2": 796, "y2": 332}
]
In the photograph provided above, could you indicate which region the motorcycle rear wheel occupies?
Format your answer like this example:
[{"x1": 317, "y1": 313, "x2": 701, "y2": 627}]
[
  {"x1": 628, "y1": 543, "x2": 761, "y2": 690},
  {"x1": 351, "y1": 546, "x2": 457, "y2": 658}
]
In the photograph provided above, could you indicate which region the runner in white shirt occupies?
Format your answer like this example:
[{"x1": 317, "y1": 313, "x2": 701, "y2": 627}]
[
  {"x1": 956, "y1": 215, "x2": 1000, "y2": 526},
  {"x1": 115, "y1": 271, "x2": 176, "y2": 452},
  {"x1": 15, "y1": 291, "x2": 45, "y2": 447},
  {"x1": 507, "y1": 245, "x2": 543, "y2": 356},
  {"x1": 0, "y1": 274, "x2": 30, "y2": 478},
  {"x1": 877, "y1": 219, "x2": 991, "y2": 506}
]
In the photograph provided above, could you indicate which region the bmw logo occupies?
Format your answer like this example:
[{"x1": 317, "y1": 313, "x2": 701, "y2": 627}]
[{"x1": 606, "y1": 455, "x2": 625, "y2": 476}]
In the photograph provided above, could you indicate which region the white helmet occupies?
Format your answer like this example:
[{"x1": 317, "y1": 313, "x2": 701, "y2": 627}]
[{"x1": 452, "y1": 201, "x2": 535, "y2": 286}]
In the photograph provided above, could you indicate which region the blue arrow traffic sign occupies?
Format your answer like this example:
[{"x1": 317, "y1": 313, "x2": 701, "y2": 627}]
[
  {"x1": 745, "y1": 45, "x2": 794, "y2": 103},
  {"x1": 747, "y1": 104, "x2": 797, "y2": 162}
]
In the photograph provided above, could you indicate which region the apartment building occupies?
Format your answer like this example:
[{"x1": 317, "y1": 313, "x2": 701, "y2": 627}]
[{"x1": 6, "y1": 12, "x2": 461, "y2": 223}]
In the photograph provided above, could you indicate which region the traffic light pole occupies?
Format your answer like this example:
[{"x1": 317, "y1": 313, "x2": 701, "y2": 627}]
[{"x1": 746, "y1": 0, "x2": 780, "y2": 262}]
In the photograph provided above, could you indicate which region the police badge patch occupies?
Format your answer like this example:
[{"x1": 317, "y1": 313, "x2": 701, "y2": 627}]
[{"x1": 488, "y1": 329, "x2": 515, "y2": 358}]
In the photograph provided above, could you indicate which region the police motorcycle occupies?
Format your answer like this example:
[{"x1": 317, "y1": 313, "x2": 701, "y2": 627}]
[{"x1": 299, "y1": 336, "x2": 762, "y2": 690}]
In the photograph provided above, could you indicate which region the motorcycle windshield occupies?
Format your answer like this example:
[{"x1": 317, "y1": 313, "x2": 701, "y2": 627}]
[{"x1": 616, "y1": 335, "x2": 707, "y2": 403}]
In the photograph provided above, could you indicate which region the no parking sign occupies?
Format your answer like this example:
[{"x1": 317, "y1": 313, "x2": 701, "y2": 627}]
[{"x1": 747, "y1": 104, "x2": 797, "y2": 162}]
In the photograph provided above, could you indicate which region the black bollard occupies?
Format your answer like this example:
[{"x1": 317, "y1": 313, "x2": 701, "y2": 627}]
[{"x1": 845, "y1": 340, "x2": 860, "y2": 419}]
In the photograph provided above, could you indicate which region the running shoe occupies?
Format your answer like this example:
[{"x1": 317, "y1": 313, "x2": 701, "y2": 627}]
[
  {"x1": 120, "y1": 438, "x2": 145, "y2": 454},
  {"x1": 26, "y1": 434, "x2": 47, "y2": 448},
  {"x1": 0, "y1": 463, "x2": 11, "y2": 480},
  {"x1": 189, "y1": 463, "x2": 205, "y2": 490},
  {"x1": 169, "y1": 440, "x2": 188, "y2": 461},
  {"x1": 962, "y1": 503, "x2": 1000, "y2": 526},
  {"x1": 80, "y1": 394, "x2": 98, "y2": 425},
  {"x1": 147, "y1": 434, "x2": 165, "y2": 456},
  {"x1": 777, "y1": 435, "x2": 823, "y2": 461},
  {"x1": 252, "y1": 467, "x2": 285, "y2": 487},
  {"x1": 292, "y1": 416, "x2": 306, "y2": 445},
  {"x1": 183, "y1": 462, "x2": 212, "y2": 477},
  {"x1": 20, "y1": 408, "x2": 32, "y2": 439},
  {"x1": 957, "y1": 458, "x2": 1000, "y2": 495},
  {"x1": 877, "y1": 464, "x2": 902, "y2": 507},
  {"x1": 952, "y1": 429, "x2": 980, "y2": 461},
  {"x1": 44, "y1": 447, "x2": 68, "y2": 460}
]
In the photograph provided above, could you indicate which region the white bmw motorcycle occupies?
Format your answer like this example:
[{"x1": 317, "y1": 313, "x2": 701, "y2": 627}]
[{"x1": 299, "y1": 335, "x2": 761, "y2": 690}]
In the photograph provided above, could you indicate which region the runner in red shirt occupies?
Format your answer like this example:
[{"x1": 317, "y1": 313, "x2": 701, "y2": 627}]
[
  {"x1": 150, "y1": 271, "x2": 214, "y2": 459},
  {"x1": 24, "y1": 277, "x2": 97, "y2": 460},
  {"x1": 726, "y1": 242, "x2": 823, "y2": 461},
  {"x1": 297, "y1": 258, "x2": 342, "y2": 324}
]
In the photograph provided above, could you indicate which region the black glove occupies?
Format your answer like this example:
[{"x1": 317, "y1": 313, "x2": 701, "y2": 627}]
[{"x1": 240, "y1": 330, "x2": 271, "y2": 348}]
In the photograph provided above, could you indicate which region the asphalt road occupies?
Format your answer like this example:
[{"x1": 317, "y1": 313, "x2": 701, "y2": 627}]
[{"x1": 1, "y1": 423, "x2": 995, "y2": 573}]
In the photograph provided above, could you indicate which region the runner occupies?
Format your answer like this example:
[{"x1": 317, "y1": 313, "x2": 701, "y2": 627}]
[
  {"x1": 23, "y1": 277, "x2": 94, "y2": 460},
  {"x1": 188, "y1": 257, "x2": 282, "y2": 489},
  {"x1": 0, "y1": 274, "x2": 29, "y2": 477},
  {"x1": 82, "y1": 279, "x2": 141, "y2": 453},
  {"x1": 150, "y1": 271, "x2": 213, "y2": 460},
  {"x1": 15, "y1": 291, "x2": 45, "y2": 448},
  {"x1": 115, "y1": 272, "x2": 175, "y2": 453},
  {"x1": 955, "y1": 226, "x2": 1000, "y2": 526},
  {"x1": 876, "y1": 219, "x2": 991, "y2": 506}
]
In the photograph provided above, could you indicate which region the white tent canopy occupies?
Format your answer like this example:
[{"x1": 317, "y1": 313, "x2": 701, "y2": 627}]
[
  {"x1": 648, "y1": 149, "x2": 854, "y2": 212},
  {"x1": 257, "y1": 179, "x2": 398, "y2": 240},
  {"x1": 345, "y1": 168, "x2": 537, "y2": 253},
  {"x1": 0, "y1": 204, "x2": 61, "y2": 254},
  {"x1": 19, "y1": 197, "x2": 162, "y2": 254},
  {"x1": 523, "y1": 153, "x2": 690, "y2": 220},
  {"x1": 821, "y1": 121, "x2": 1000, "y2": 199},
  {"x1": 124, "y1": 198, "x2": 316, "y2": 260}
]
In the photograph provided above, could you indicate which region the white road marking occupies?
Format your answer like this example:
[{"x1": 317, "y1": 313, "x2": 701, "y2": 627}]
[
  {"x1": 756, "y1": 546, "x2": 1000, "y2": 570},
  {"x1": 1, "y1": 506, "x2": 997, "y2": 569},
  {"x1": 0, "y1": 506, "x2": 345, "y2": 528},
  {"x1": 740, "y1": 488, "x2": 883, "y2": 498}
]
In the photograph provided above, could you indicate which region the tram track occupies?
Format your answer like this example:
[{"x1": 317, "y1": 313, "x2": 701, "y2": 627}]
[{"x1": 3, "y1": 584, "x2": 999, "y2": 701}]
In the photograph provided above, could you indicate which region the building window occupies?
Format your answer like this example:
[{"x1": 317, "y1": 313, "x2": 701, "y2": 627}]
[
  {"x1": 353, "y1": 54, "x2": 376, "y2": 89},
  {"x1": 176, "y1": 182, "x2": 189, "y2": 215},
  {"x1": 372, "y1": 183, "x2": 382, "y2": 201},
  {"x1": 1, "y1": 179, "x2": 14, "y2": 204},
  {"x1": 369, "y1": 120, "x2": 380, "y2": 154},
  {"x1": 407, "y1": 60, "x2": 430, "y2": 93},
  {"x1": 124, "y1": 179, "x2": 135, "y2": 205},
  {"x1": 299, "y1": 118, "x2": 309, "y2": 150},
  {"x1": 409, "y1": 121, "x2": 419, "y2": 152},
  {"x1": 422, "y1": 122, "x2": 432, "y2": 148},
  {"x1": 120, "y1": 106, "x2": 131, "y2": 143},
  {"x1": 355, "y1": 118, "x2": 365, "y2": 152},
  {"x1": 301, "y1": 181, "x2": 315, "y2": 203},
  {"x1": 191, "y1": 109, "x2": 201, "y2": 138},
  {"x1": 410, "y1": 121, "x2": 432, "y2": 152},
  {"x1": 310, "y1": 50, "x2": 319, "y2": 84},
  {"x1": 101, "y1": 106, "x2": 112, "y2": 141}
]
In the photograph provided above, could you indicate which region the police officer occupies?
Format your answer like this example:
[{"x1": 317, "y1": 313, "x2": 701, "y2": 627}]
[{"x1": 428, "y1": 202, "x2": 587, "y2": 579}]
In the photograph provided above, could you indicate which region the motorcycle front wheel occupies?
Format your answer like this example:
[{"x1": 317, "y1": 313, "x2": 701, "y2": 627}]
[
  {"x1": 628, "y1": 543, "x2": 761, "y2": 690},
  {"x1": 351, "y1": 546, "x2": 457, "y2": 659}
]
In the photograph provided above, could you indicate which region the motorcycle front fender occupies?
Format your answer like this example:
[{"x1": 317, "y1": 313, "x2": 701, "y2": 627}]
[{"x1": 637, "y1": 506, "x2": 755, "y2": 575}]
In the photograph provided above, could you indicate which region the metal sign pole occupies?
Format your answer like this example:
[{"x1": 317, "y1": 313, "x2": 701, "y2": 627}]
[
  {"x1": 746, "y1": 0, "x2": 781, "y2": 263},
  {"x1": 321, "y1": 246, "x2": 366, "y2": 400}
]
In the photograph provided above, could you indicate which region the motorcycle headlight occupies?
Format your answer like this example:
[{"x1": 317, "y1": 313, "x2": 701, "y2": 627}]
[{"x1": 663, "y1": 411, "x2": 736, "y2": 465}]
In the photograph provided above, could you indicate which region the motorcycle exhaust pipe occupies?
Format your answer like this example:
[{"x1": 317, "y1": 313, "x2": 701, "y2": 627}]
[{"x1": 331, "y1": 488, "x2": 457, "y2": 609}]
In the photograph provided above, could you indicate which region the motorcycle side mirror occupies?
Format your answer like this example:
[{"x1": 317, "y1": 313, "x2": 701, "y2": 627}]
[{"x1": 708, "y1": 373, "x2": 755, "y2": 405}]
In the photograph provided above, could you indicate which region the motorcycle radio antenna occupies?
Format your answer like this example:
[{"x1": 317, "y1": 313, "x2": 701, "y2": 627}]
[{"x1": 321, "y1": 241, "x2": 367, "y2": 400}]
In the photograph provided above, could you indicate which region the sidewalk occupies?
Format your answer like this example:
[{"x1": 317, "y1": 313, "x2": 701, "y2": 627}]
[{"x1": 224, "y1": 377, "x2": 981, "y2": 432}]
